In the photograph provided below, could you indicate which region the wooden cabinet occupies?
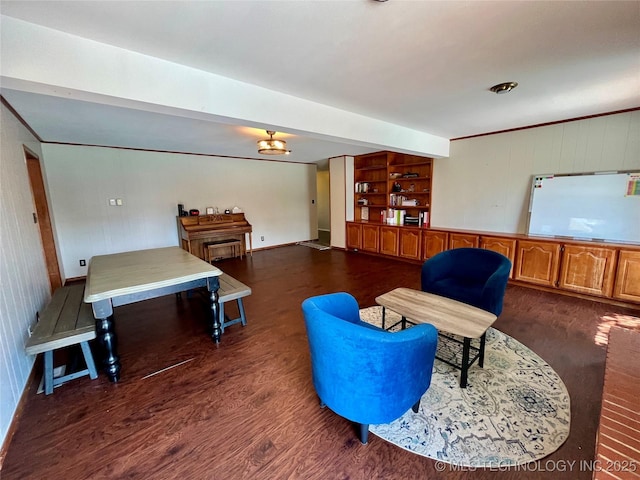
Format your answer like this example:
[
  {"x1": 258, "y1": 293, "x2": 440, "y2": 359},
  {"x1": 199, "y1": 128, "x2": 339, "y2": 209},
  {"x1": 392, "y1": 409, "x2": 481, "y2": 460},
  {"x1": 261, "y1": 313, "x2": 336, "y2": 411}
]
[
  {"x1": 422, "y1": 230, "x2": 449, "y2": 260},
  {"x1": 346, "y1": 222, "x2": 362, "y2": 250},
  {"x1": 362, "y1": 224, "x2": 380, "y2": 253},
  {"x1": 380, "y1": 226, "x2": 399, "y2": 256},
  {"x1": 354, "y1": 152, "x2": 388, "y2": 222},
  {"x1": 559, "y1": 245, "x2": 617, "y2": 297},
  {"x1": 346, "y1": 219, "x2": 640, "y2": 305},
  {"x1": 387, "y1": 153, "x2": 432, "y2": 226},
  {"x1": 480, "y1": 235, "x2": 516, "y2": 278},
  {"x1": 613, "y1": 249, "x2": 640, "y2": 302},
  {"x1": 449, "y1": 233, "x2": 479, "y2": 249},
  {"x1": 399, "y1": 228, "x2": 421, "y2": 260},
  {"x1": 514, "y1": 240, "x2": 561, "y2": 287}
]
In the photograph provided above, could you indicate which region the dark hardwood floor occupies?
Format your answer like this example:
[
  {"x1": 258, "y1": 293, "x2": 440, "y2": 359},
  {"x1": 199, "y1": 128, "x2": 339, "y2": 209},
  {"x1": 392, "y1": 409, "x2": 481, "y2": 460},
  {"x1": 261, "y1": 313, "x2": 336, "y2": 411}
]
[{"x1": 3, "y1": 246, "x2": 639, "y2": 479}]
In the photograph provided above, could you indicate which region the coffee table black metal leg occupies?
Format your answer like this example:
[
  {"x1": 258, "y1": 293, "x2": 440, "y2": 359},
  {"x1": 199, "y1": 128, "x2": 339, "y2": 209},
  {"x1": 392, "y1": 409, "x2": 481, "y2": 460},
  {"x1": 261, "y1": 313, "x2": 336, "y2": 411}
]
[
  {"x1": 381, "y1": 307, "x2": 386, "y2": 329},
  {"x1": 460, "y1": 337, "x2": 471, "y2": 388},
  {"x1": 479, "y1": 332, "x2": 487, "y2": 368}
]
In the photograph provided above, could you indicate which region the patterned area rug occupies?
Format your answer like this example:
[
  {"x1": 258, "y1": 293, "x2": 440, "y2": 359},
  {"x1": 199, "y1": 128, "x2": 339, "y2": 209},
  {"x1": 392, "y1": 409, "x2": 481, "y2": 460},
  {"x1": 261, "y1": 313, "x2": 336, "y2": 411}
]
[
  {"x1": 359, "y1": 306, "x2": 571, "y2": 467},
  {"x1": 297, "y1": 241, "x2": 330, "y2": 251}
]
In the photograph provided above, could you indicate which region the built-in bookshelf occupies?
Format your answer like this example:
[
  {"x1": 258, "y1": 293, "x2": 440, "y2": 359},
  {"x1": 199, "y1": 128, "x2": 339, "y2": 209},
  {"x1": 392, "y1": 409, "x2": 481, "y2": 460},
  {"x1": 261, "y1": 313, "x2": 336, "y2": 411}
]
[{"x1": 354, "y1": 151, "x2": 433, "y2": 226}]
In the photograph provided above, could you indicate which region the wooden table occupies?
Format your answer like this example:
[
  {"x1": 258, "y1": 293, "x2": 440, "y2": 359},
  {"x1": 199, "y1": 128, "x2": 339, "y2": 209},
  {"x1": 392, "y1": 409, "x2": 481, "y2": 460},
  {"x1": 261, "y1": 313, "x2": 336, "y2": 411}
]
[
  {"x1": 375, "y1": 287, "x2": 497, "y2": 387},
  {"x1": 84, "y1": 247, "x2": 223, "y2": 382}
]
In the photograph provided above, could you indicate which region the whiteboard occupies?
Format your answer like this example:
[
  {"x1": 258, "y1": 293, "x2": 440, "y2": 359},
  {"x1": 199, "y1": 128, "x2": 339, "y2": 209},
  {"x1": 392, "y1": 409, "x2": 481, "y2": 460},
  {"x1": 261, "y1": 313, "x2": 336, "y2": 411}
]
[{"x1": 527, "y1": 171, "x2": 640, "y2": 244}]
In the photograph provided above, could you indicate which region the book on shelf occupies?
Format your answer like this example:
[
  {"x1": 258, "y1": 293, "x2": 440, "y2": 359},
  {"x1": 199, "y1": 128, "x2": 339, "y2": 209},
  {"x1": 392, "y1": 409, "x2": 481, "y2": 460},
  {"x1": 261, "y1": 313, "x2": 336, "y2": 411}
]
[
  {"x1": 360, "y1": 206, "x2": 369, "y2": 221},
  {"x1": 386, "y1": 209, "x2": 407, "y2": 225},
  {"x1": 419, "y1": 211, "x2": 430, "y2": 228},
  {"x1": 389, "y1": 194, "x2": 407, "y2": 206}
]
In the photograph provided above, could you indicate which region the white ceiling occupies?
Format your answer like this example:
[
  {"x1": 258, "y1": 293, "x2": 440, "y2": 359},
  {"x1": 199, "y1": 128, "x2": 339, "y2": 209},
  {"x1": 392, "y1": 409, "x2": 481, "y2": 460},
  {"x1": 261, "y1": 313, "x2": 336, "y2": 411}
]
[{"x1": 1, "y1": 0, "x2": 639, "y2": 164}]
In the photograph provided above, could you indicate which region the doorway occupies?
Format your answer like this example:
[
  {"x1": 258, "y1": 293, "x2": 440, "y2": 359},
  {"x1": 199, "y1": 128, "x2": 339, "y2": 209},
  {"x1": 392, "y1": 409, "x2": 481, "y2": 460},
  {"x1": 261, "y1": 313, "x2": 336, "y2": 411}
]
[
  {"x1": 316, "y1": 165, "x2": 330, "y2": 246},
  {"x1": 25, "y1": 148, "x2": 62, "y2": 292}
]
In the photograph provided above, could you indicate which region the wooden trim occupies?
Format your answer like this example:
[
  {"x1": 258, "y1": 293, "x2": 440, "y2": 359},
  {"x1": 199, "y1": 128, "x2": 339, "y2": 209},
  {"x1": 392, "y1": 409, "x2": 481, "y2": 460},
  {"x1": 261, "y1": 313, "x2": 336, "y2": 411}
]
[
  {"x1": 25, "y1": 151, "x2": 62, "y2": 292},
  {"x1": 451, "y1": 107, "x2": 640, "y2": 141}
]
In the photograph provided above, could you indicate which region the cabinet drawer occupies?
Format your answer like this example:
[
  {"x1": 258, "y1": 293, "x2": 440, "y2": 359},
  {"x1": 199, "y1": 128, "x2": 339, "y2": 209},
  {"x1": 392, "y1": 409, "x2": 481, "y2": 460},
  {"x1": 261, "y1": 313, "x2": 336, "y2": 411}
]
[
  {"x1": 514, "y1": 240, "x2": 561, "y2": 287},
  {"x1": 422, "y1": 230, "x2": 448, "y2": 260},
  {"x1": 380, "y1": 226, "x2": 399, "y2": 256},
  {"x1": 362, "y1": 224, "x2": 380, "y2": 253},
  {"x1": 449, "y1": 233, "x2": 479, "y2": 249},
  {"x1": 399, "y1": 229, "x2": 421, "y2": 260},
  {"x1": 481, "y1": 236, "x2": 516, "y2": 278},
  {"x1": 613, "y1": 250, "x2": 640, "y2": 302},
  {"x1": 559, "y1": 245, "x2": 617, "y2": 297}
]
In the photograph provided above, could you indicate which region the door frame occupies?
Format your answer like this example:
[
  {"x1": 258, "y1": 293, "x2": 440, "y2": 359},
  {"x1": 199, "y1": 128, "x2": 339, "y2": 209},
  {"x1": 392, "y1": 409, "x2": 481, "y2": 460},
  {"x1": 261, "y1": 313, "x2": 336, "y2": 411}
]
[{"x1": 24, "y1": 147, "x2": 62, "y2": 292}]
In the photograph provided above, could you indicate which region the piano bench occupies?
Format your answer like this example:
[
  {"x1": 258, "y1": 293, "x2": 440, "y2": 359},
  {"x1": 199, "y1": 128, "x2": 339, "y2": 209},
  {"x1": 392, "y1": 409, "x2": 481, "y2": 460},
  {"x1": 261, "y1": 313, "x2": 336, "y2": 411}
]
[
  {"x1": 204, "y1": 239, "x2": 242, "y2": 262},
  {"x1": 218, "y1": 273, "x2": 252, "y2": 333}
]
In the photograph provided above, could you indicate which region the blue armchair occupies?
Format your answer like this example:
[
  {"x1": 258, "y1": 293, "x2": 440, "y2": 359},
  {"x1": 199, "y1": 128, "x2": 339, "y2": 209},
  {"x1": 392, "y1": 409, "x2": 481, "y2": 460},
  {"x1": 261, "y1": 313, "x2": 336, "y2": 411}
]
[
  {"x1": 421, "y1": 247, "x2": 511, "y2": 316},
  {"x1": 301, "y1": 292, "x2": 438, "y2": 444}
]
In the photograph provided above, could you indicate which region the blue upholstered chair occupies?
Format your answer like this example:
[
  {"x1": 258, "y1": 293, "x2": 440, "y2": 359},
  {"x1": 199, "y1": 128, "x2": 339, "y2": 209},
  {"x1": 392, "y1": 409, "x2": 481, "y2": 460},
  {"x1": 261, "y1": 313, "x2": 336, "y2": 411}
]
[
  {"x1": 421, "y1": 248, "x2": 511, "y2": 316},
  {"x1": 301, "y1": 292, "x2": 438, "y2": 444}
]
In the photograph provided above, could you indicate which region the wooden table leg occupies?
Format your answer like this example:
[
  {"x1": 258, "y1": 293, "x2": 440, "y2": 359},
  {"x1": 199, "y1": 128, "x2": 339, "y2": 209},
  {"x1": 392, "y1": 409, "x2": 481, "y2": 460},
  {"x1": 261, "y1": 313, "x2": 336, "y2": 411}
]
[
  {"x1": 96, "y1": 315, "x2": 121, "y2": 382},
  {"x1": 208, "y1": 276, "x2": 222, "y2": 343},
  {"x1": 92, "y1": 299, "x2": 120, "y2": 382}
]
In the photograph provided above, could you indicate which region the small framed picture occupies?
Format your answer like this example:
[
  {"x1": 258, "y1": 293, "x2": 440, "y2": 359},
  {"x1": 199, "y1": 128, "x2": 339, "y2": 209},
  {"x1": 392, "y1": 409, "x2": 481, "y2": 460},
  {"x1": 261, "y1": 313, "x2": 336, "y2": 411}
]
[{"x1": 206, "y1": 207, "x2": 214, "y2": 215}]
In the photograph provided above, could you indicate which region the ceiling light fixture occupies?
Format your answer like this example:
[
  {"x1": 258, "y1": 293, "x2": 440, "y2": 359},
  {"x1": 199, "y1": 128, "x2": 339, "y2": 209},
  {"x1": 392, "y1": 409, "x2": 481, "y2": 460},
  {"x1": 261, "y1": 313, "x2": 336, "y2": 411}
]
[
  {"x1": 489, "y1": 82, "x2": 518, "y2": 94},
  {"x1": 257, "y1": 130, "x2": 291, "y2": 155}
]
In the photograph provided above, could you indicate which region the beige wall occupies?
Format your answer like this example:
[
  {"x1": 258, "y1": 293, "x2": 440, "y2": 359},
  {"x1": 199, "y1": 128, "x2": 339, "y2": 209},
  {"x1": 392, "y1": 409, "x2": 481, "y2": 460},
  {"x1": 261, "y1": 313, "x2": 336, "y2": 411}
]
[
  {"x1": 0, "y1": 104, "x2": 50, "y2": 446},
  {"x1": 431, "y1": 111, "x2": 640, "y2": 233},
  {"x1": 42, "y1": 144, "x2": 318, "y2": 279}
]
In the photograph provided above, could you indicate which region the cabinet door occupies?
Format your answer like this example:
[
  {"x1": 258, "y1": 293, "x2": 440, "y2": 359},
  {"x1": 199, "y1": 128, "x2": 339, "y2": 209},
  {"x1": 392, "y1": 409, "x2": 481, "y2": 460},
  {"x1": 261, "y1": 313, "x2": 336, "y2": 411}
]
[
  {"x1": 346, "y1": 223, "x2": 362, "y2": 250},
  {"x1": 422, "y1": 230, "x2": 449, "y2": 260},
  {"x1": 481, "y1": 236, "x2": 516, "y2": 278},
  {"x1": 514, "y1": 240, "x2": 561, "y2": 287},
  {"x1": 399, "y1": 229, "x2": 421, "y2": 260},
  {"x1": 449, "y1": 233, "x2": 479, "y2": 249},
  {"x1": 380, "y1": 226, "x2": 399, "y2": 256},
  {"x1": 362, "y1": 224, "x2": 380, "y2": 253},
  {"x1": 613, "y1": 250, "x2": 640, "y2": 302},
  {"x1": 559, "y1": 245, "x2": 617, "y2": 297}
]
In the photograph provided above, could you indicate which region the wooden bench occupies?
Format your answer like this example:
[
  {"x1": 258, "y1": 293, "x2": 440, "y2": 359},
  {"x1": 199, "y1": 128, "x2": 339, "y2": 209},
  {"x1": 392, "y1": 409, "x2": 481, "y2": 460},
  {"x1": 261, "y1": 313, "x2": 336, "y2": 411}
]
[
  {"x1": 25, "y1": 284, "x2": 98, "y2": 395},
  {"x1": 218, "y1": 273, "x2": 251, "y2": 333},
  {"x1": 204, "y1": 239, "x2": 242, "y2": 262}
]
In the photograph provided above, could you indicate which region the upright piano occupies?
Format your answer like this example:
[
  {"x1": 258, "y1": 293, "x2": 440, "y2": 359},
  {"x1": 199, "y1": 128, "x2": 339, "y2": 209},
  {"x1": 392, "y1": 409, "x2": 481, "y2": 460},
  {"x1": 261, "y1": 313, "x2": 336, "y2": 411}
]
[{"x1": 177, "y1": 213, "x2": 253, "y2": 261}]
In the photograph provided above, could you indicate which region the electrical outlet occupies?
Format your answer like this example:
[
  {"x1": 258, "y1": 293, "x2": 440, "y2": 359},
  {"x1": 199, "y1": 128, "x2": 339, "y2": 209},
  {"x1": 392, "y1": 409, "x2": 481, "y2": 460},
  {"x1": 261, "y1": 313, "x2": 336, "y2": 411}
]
[
  {"x1": 261, "y1": 236, "x2": 265, "y2": 241},
  {"x1": 109, "y1": 198, "x2": 116, "y2": 206},
  {"x1": 79, "y1": 259, "x2": 86, "y2": 267},
  {"x1": 116, "y1": 198, "x2": 123, "y2": 206}
]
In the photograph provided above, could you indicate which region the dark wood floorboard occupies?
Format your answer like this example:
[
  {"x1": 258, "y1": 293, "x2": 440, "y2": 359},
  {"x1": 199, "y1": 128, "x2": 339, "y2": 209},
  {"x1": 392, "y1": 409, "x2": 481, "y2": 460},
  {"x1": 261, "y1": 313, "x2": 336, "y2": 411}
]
[{"x1": 3, "y1": 246, "x2": 639, "y2": 479}]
